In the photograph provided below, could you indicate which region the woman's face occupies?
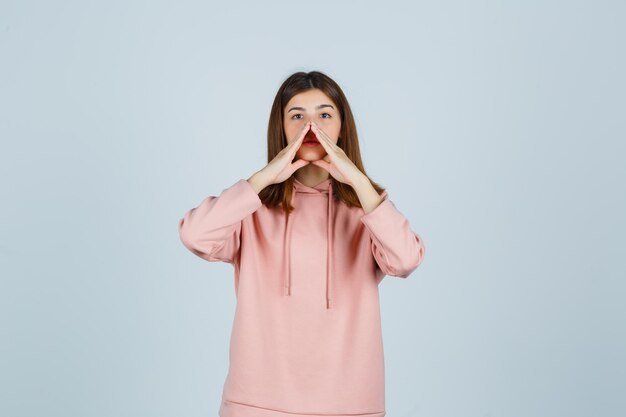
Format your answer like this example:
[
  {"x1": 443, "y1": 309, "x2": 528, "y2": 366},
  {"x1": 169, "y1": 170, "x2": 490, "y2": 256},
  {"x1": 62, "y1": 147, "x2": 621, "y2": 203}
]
[{"x1": 283, "y1": 88, "x2": 341, "y2": 162}]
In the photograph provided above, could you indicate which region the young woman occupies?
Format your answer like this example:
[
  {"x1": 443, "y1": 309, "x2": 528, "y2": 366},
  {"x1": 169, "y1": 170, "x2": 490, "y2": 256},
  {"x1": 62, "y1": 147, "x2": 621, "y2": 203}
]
[{"x1": 178, "y1": 71, "x2": 426, "y2": 417}]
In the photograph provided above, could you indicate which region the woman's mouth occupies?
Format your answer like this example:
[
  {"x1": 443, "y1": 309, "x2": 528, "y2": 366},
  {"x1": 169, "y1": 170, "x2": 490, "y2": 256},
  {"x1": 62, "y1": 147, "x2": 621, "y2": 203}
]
[{"x1": 303, "y1": 131, "x2": 319, "y2": 146}]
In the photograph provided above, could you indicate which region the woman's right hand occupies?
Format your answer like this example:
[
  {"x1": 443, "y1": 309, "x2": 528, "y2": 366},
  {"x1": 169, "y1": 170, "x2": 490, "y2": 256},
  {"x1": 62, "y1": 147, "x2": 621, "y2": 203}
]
[{"x1": 252, "y1": 122, "x2": 312, "y2": 189}]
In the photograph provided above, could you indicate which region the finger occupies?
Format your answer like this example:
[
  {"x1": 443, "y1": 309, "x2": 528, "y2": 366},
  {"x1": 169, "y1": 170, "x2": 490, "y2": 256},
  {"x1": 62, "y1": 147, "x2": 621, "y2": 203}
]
[
  {"x1": 311, "y1": 122, "x2": 340, "y2": 153},
  {"x1": 310, "y1": 159, "x2": 330, "y2": 172},
  {"x1": 309, "y1": 123, "x2": 334, "y2": 155},
  {"x1": 312, "y1": 121, "x2": 333, "y2": 141},
  {"x1": 286, "y1": 122, "x2": 311, "y2": 158},
  {"x1": 279, "y1": 122, "x2": 309, "y2": 154},
  {"x1": 291, "y1": 159, "x2": 310, "y2": 172}
]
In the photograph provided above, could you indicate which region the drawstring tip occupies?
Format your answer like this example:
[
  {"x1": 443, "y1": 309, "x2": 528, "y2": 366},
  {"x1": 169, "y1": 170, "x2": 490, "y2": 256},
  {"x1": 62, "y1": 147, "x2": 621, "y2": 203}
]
[{"x1": 326, "y1": 298, "x2": 331, "y2": 309}]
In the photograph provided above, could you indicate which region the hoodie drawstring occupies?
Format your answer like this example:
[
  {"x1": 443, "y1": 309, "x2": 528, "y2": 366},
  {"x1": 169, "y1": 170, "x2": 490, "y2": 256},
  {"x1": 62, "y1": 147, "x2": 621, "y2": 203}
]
[
  {"x1": 283, "y1": 207, "x2": 293, "y2": 296},
  {"x1": 326, "y1": 180, "x2": 333, "y2": 308},
  {"x1": 283, "y1": 179, "x2": 334, "y2": 309}
]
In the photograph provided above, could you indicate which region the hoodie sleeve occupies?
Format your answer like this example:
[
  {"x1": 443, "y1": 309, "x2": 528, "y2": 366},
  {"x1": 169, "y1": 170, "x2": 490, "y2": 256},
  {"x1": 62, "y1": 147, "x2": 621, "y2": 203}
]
[
  {"x1": 178, "y1": 179, "x2": 263, "y2": 265},
  {"x1": 359, "y1": 191, "x2": 425, "y2": 278}
]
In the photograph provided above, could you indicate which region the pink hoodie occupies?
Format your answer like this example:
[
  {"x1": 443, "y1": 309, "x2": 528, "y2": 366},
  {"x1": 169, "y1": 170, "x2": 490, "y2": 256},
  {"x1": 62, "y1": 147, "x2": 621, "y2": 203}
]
[{"x1": 178, "y1": 176, "x2": 425, "y2": 417}]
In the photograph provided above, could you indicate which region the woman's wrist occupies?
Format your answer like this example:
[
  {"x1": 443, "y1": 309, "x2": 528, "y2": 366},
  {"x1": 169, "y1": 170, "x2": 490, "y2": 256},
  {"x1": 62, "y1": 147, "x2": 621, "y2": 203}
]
[{"x1": 247, "y1": 171, "x2": 270, "y2": 194}]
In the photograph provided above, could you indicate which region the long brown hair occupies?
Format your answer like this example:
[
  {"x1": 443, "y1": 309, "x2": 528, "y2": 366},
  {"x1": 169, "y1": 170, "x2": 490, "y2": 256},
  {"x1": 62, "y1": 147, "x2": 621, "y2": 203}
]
[{"x1": 259, "y1": 70, "x2": 386, "y2": 215}]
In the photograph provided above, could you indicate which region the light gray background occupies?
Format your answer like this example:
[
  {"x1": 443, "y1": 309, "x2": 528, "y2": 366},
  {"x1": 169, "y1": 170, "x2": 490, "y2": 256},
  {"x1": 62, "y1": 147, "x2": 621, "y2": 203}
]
[{"x1": 1, "y1": 1, "x2": 624, "y2": 416}]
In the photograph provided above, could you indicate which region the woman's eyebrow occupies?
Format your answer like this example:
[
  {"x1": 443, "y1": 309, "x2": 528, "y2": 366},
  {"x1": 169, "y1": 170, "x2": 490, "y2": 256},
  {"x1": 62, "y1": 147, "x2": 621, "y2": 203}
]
[{"x1": 287, "y1": 104, "x2": 335, "y2": 113}]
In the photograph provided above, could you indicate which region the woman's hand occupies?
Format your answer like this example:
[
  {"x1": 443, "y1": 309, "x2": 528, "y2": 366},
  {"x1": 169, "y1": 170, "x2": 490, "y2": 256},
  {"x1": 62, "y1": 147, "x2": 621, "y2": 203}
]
[
  {"x1": 309, "y1": 121, "x2": 364, "y2": 187},
  {"x1": 257, "y1": 122, "x2": 311, "y2": 186}
]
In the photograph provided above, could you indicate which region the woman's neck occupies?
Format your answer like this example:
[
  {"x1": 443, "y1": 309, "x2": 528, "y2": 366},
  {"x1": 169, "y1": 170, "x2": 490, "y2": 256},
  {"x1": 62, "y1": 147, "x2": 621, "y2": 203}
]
[{"x1": 293, "y1": 165, "x2": 330, "y2": 188}]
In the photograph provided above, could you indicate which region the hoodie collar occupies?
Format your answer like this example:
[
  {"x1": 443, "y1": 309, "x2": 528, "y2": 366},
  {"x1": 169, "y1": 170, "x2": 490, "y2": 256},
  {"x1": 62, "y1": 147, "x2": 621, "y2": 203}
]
[
  {"x1": 284, "y1": 177, "x2": 335, "y2": 309},
  {"x1": 293, "y1": 177, "x2": 331, "y2": 193}
]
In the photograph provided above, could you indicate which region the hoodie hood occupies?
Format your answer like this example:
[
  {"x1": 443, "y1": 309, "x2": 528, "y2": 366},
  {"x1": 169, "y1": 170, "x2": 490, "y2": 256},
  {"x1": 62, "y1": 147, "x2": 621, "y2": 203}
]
[{"x1": 284, "y1": 177, "x2": 335, "y2": 309}]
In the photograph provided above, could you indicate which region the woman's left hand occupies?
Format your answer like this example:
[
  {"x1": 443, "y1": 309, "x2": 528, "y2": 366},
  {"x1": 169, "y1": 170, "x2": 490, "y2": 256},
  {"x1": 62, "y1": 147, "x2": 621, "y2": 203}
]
[{"x1": 309, "y1": 121, "x2": 364, "y2": 187}]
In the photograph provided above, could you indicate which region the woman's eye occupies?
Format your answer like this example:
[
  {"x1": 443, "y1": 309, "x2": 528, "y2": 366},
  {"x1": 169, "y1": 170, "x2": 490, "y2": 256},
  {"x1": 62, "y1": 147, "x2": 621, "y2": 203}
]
[{"x1": 291, "y1": 113, "x2": 331, "y2": 120}]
